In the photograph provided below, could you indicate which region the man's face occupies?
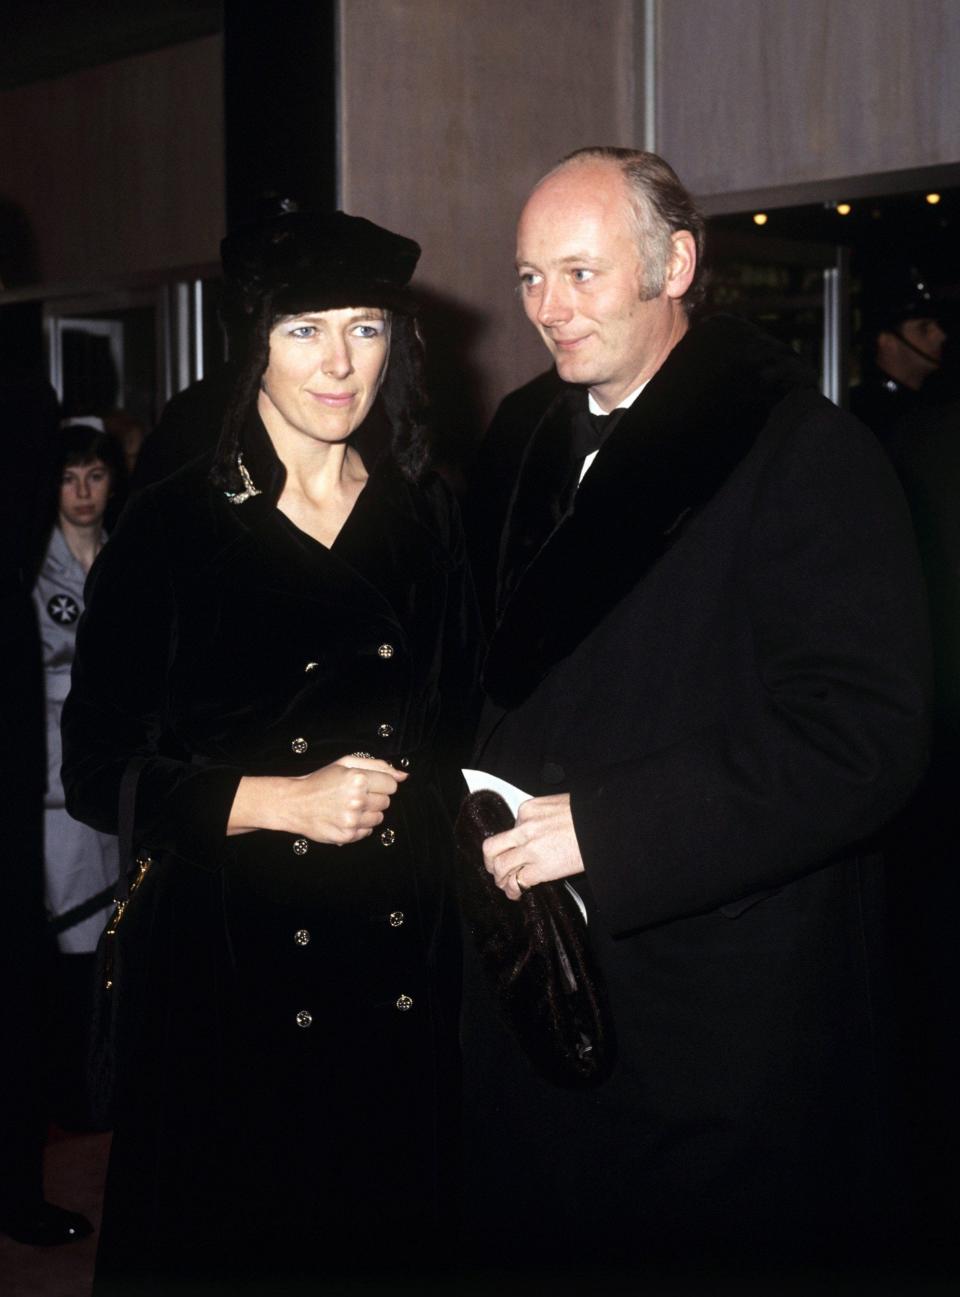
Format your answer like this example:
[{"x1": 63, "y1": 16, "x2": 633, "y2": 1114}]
[
  {"x1": 877, "y1": 315, "x2": 947, "y2": 390},
  {"x1": 898, "y1": 317, "x2": 947, "y2": 369},
  {"x1": 515, "y1": 161, "x2": 687, "y2": 410}
]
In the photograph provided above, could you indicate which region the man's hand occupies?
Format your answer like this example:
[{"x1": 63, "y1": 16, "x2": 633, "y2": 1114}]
[{"x1": 482, "y1": 793, "x2": 585, "y2": 900}]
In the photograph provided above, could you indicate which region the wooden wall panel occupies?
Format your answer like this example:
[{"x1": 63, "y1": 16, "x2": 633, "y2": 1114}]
[
  {"x1": 339, "y1": 0, "x2": 639, "y2": 429},
  {"x1": 0, "y1": 36, "x2": 224, "y2": 290},
  {"x1": 656, "y1": 0, "x2": 960, "y2": 204}
]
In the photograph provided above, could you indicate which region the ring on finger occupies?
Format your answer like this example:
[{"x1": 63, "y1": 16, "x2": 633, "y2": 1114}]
[{"x1": 515, "y1": 868, "x2": 530, "y2": 893}]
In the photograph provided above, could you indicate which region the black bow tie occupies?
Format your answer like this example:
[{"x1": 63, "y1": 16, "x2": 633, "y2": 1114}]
[{"x1": 571, "y1": 406, "x2": 628, "y2": 461}]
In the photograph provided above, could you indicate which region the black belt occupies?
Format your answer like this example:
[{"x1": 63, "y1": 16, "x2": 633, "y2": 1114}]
[{"x1": 48, "y1": 884, "x2": 116, "y2": 936}]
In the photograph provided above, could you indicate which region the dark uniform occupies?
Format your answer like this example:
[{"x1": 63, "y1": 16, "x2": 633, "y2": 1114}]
[{"x1": 850, "y1": 369, "x2": 926, "y2": 457}]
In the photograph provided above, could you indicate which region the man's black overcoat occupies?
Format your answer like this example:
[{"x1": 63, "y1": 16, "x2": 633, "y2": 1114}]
[{"x1": 463, "y1": 316, "x2": 930, "y2": 1272}]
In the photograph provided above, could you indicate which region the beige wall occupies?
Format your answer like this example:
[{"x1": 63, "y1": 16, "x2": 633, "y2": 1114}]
[
  {"x1": 0, "y1": 36, "x2": 224, "y2": 291},
  {"x1": 340, "y1": 0, "x2": 960, "y2": 425},
  {"x1": 339, "y1": 0, "x2": 640, "y2": 425},
  {"x1": 656, "y1": 0, "x2": 960, "y2": 207},
  {"x1": 4, "y1": 3, "x2": 955, "y2": 417}
]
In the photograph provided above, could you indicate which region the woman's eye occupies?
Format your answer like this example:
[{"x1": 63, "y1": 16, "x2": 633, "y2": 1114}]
[
  {"x1": 352, "y1": 324, "x2": 384, "y2": 338},
  {"x1": 518, "y1": 272, "x2": 541, "y2": 292},
  {"x1": 290, "y1": 325, "x2": 316, "y2": 339}
]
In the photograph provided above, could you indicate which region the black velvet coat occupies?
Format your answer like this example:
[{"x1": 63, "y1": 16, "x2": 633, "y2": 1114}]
[
  {"x1": 463, "y1": 316, "x2": 931, "y2": 1276},
  {"x1": 61, "y1": 414, "x2": 480, "y2": 1290}
]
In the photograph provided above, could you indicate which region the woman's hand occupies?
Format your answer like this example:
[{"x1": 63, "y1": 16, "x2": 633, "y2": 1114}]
[{"x1": 227, "y1": 755, "x2": 408, "y2": 845}]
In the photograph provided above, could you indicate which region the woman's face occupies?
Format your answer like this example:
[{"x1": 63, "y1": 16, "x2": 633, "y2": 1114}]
[
  {"x1": 258, "y1": 307, "x2": 391, "y2": 449},
  {"x1": 59, "y1": 458, "x2": 111, "y2": 529}
]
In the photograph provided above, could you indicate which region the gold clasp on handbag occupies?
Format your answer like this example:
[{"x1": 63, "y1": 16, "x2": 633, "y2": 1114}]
[
  {"x1": 103, "y1": 854, "x2": 153, "y2": 989},
  {"x1": 130, "y1": 853, "x2": 153, "y2": 892}
]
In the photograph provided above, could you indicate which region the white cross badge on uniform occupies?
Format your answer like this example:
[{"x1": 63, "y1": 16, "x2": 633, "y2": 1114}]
[{"x1": 48, "y1": 594, "x2": 80, "y2": 625}]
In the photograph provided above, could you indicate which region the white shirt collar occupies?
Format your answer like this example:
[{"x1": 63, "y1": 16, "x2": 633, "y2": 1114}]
[
  {"x1": 587, "y1": 380, "x2": 648, "y2": 417},
  {"x1": 579, "y1": 382, "x2": 649, "y2": 486}
]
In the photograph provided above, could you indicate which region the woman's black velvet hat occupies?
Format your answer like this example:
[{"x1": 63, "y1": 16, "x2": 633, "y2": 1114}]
[
  {"x1": 220, "y1": 210, "x2": 421, "y2": 322},
  {"x1": 211, "y1": 210, "x2": 429, "y2": 494}
]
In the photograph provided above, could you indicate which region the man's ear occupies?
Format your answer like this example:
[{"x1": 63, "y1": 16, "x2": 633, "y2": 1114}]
[{"x1": 664, "y1": 230, "x2": 697, "y2": 302}]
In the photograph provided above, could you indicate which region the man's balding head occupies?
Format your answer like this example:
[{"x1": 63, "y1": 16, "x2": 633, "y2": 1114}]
[{"x1": 515, "y1": 150, "x2": 700, "y2": 408}]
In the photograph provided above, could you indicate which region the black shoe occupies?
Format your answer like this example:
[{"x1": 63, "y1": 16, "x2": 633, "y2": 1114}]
[{"x1": 0, "y1": 1200, "x2": 94, "y2": 1246}]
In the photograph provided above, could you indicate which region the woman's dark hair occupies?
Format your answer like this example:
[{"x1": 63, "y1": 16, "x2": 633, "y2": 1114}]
[
  {"x1": 377, "y1": 312, "x2": 431, "y2": 480},
  {"x1": 211, "y1": 303, "x2": 431, "y2": 494},
  {"x1": 57, "y1": 424, "x2": 126, "y2": 483},
  {"x1": 41, "y1": 423, "x2": 127, "y2": 545}
]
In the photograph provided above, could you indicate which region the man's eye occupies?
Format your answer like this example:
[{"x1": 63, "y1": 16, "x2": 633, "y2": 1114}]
[
  {"x1": 571, "y1": 268, "x2": 594, "y2": 284},
  {"x1": 518, "y1": 273, "x2": 541, "y2": 291}
]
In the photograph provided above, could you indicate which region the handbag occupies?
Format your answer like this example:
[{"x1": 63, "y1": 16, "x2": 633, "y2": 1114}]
[
  {"x1": 87, "y1": 757, "x2": 157, "y2": 1126},
  {"x1": 455, "y1": 788, "x2": 616, "y2": 1088}
]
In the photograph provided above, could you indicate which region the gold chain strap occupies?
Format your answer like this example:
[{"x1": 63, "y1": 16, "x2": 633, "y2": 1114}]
[{"x1": 102, "y1": 854, "x2": 153, "y2": 991}]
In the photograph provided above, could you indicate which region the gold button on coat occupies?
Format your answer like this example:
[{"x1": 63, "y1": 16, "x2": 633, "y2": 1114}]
[
  {"x1": 294, "y1": 929, "x2": 311, "y2": 946},
  {"x1": 379, "y1": 828, "x2": 397, "y2": 847},
  {"x1": 395, "y1": 994, "x2": 413, "y2": 1012},
  {"x1": 377, "y1": 643, "x2": 395, "y2": 659},
  {"x1": 389, "y1": 911, "x2": 404, "y2": 928},
  {"x1": 377, "y1": 723, "x2": 394, "y2": 738},
  {"x1": 291, "y1": 736, "x2": 308, "y2": 755},
  {"x1": 292, "y1": 838, "x2": 309, "y2": 856},
  {"x1": 295, "y1": 1010, "x2": 313, "y2": 1028}
]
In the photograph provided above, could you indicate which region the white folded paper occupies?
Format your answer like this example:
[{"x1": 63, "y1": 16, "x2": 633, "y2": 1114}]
[
  {"x1": 461, "y1": 768, "x2": 588, "y2": 924},
  {"x1": 462, "y1": 767, "x2": 532, "y2": 817}
]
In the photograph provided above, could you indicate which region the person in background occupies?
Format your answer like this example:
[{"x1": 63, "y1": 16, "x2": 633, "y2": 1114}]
[
  {"x1": 0, "y1": 367, "x2": 93, "y2": 1246},
  {"x1": 849, "y1": 264, "x2": 948, "y2": 458},
  {"x1": 35, "y1": 425, "x2": 124, "y2": 1129}
]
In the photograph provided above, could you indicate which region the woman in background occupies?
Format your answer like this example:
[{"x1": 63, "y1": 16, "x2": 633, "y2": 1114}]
[
  {"x1": 62, "y1": 211, "x2": 480, "y2": 1294},
  {"x1": 35, "y1": 424, "x2": 124, "y2": 1129}
]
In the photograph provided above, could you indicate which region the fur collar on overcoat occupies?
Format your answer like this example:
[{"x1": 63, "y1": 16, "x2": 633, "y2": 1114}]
[{"x1": 484, "y1": 314, "x2": 817, "y2": 708}]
